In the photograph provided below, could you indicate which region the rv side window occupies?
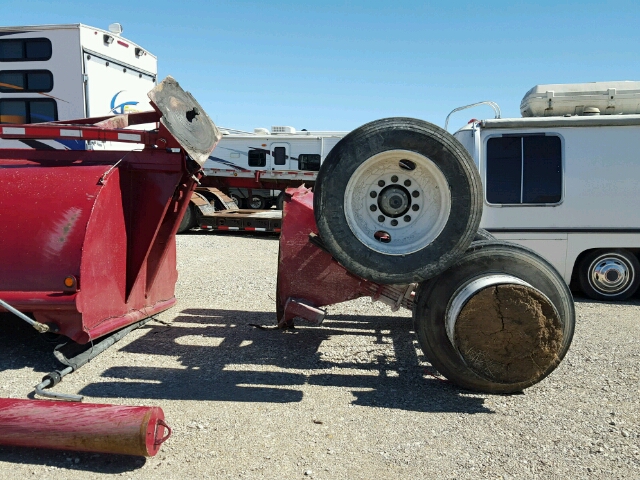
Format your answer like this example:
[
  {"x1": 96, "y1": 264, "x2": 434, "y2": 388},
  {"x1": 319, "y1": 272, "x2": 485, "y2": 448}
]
[
  {"x1": 0, "y1": 70, "x2": 54, "y2": 93},
  {"x1": 486, "y1": 135, "x2": 562, "y2": 204},
  {"x1": 0, "y1": 99, "x2": 58, "y2": 124},
  {"x1": 248, "y1": 149, "x2": 267, "y2": 167},
  {"x1": 273, "y1": 146, "x2": 286, "y2": 165},
  {"x1": 0, "y1": 39, "x2": 52, "y2": 61},
  {"x1": 299, "y1": 154, "x2": 321, "y2": 171}
]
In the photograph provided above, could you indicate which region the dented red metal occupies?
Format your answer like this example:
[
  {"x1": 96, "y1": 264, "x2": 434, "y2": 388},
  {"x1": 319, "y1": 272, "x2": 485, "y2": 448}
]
[
  {"x1": 0, "y1": 111, "x2": 198, "y2": 343},
  {"x1": 0, "y1": 398, "x2": 170, "y2": 456},
  {"x1": 276, "y1": 186, "x2": 415, "y2": 327}
]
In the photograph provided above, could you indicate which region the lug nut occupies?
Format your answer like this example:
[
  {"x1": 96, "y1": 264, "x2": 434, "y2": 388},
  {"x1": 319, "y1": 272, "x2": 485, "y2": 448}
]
[
  {"x1": 390, "y1": 219, "x2": 398, "y2": 226},
  {"x1": 404, "y1": 215, "x2": 411, "y2": 222},
  {"x1": 378, "y1": 215, "x2": 385, "y2": 222},
  {"x1": 378, "y1": 180, "x2": 385, "y2": 187},
  {"x1": 391, "y1": 175, "x2": 398, "y2": 183},
  {"x1": 370, "y1": 205, "x2": 377, "y2": 211},
  {"x1": 370, "y1": 191, "x2": 377, "y2": 198},
  {"x1": 404, "y1": 179, "x2": 411, "y2": 187},
  {"x1": 412, "y1": 190, "x2": 420, "y2": 198},
  {"x1": 412, "y1": 204, "x2": 419, "y2": 211}
]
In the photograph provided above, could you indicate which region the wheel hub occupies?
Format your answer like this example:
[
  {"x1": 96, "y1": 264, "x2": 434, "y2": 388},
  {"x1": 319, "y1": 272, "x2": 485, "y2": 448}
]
[
  {"x1": 378, "y1": 185, "x2": 410, "y2": 217},
  {"x1": 590, "y1": 256, "x2": 631, "y2": 294}
]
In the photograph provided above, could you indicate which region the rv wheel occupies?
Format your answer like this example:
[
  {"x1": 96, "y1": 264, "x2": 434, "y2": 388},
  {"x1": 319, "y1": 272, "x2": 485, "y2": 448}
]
[
  {"x1": 578, "y1": 249, "x2": 640, "y2": 301},
  {"x1": 314, "y1": 117, "x2": 482, "y2": 284},
  {"x1": 413, "y1": 240, "x2": 575, "y2": 394}
]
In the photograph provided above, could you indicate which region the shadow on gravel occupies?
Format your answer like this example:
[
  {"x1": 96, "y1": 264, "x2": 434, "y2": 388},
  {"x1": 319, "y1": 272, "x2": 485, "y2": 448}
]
[
  {"x1": 76, "y1": 308, "x2": 491, "y2": 415},
  {"x1": 0, "y1": 313, "x2": 62, "y2": 374},
  {"x1": 0, "y1": 446, "x2": 144, "y2": 474}
]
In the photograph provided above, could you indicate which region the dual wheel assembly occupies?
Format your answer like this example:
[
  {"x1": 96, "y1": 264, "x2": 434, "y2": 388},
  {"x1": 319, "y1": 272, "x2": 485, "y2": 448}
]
[{"x1": 311, "y1": 118, "x2": 575, "y2": 393}]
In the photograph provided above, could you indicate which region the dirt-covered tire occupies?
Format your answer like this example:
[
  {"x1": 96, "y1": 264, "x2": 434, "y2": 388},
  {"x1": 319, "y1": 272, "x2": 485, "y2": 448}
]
[
  {"x1": 413, "y1": 240, "x2": 575, "y2": 394},
  {"x1": 578, "y1": 249, "x2": 640, "y2": 301},
  {"x1": 314, "y1": 117, "x2": 482, "y2": 284},
  {"x1": 177, "y1": 203, "x2": 196, "y2": 233}
]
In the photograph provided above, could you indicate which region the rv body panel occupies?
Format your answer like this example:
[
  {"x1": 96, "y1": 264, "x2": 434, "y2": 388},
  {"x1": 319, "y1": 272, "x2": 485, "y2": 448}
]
[
  {"x1": 455, "y1": 115, "x2": 640, "y2": 287},
  {"x1": 0, "y1": 24, "x2": 157, "y2": 150}
]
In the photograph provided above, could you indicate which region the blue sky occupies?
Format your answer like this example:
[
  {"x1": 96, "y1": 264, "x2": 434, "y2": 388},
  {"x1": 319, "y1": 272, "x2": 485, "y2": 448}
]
[{"x1": 4, "y1": 1, "x2": 640, "y2": 132}]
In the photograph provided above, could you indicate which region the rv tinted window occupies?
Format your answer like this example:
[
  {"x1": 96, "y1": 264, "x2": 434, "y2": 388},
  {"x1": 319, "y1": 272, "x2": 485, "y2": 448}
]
[
  {"x1": 523, "y1": 136, "x2": 562, "y2": 203},
  {"x1": 248, "y1": 149, "x2": 267, "y2": 167},
  {"x1": 299, "y1": 154, "x2": 321, "y2": 171},
  {"x1": 273, "y1": 146, "x2": 286, "y2": 165},
  {"x1": 0, "y1": 70, "x2": 53, "y2": 92},
  {"x1": 0, "y1": 38, "x2": 52, "y2": 61},
  {"x1": 486, "y1": 135, "x2": 562, "y2": 204},
  {"x1": 0, "y1": 99, "x2": 57, "y2": 124}
]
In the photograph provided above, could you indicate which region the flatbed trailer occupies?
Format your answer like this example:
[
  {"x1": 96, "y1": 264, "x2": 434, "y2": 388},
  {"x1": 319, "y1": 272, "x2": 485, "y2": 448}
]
[{"x1": 197, "y1": 209, "x2": 282, "y2": 233}]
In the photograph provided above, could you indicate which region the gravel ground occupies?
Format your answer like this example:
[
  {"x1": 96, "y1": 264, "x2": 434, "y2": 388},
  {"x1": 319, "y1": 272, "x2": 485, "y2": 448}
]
[{"x1": 1, "y1": 232, "x2": 639, "y2": 479}]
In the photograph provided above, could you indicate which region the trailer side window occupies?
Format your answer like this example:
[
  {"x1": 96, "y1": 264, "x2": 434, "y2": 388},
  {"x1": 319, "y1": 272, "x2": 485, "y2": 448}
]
[
  {"x1": 0, "y1": 99, "x2": 57, "y2": 124},
  {"x1": 298, "y1": 154, "x2": 321, "y2": 171},
  {"x1": 0, "y1": 70, "x2": 53, "y2": 93},
  {"x1": 0, "y1": 39, "x2": 52, "y2": 61},
  {"x1": 273, "y1": 146, "x2": 287, "y2": 165},
  {"x1": 248, "y1": 149, "x2": 267, "y2": 167},
  {"x1": 486, "y1": 135, "x2": 562, "y2": 204}
]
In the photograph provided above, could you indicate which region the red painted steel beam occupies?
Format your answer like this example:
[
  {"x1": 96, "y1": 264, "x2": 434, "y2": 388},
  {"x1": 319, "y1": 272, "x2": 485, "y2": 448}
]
[{"x1": 0, "y1": 398, "x2": 170, "y2": 457}]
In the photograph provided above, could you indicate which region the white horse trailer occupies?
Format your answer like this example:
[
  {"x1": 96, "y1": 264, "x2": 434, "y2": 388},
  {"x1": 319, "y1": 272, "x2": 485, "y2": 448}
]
[
  {"x1": 0, "y1": 23, "x2": 157, "y2": 150},
  {"x1": 204, "y1": 126, "x2": 347, "y2": 208},
  {"x1": 452, "y1": 81, "x2": 640, "y2": 301}
]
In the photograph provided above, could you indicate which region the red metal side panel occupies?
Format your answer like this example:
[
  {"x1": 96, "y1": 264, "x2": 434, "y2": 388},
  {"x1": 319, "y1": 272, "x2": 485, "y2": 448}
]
[
  {"x1": 0, "y1": 149, "x2": 190, "y2": 343},
  {"x1": 276, "y1": 187, "x2": 371, "y2": 325},
  {"x1": 0, "y1": 157, "x2": 106, "y2": 293}
]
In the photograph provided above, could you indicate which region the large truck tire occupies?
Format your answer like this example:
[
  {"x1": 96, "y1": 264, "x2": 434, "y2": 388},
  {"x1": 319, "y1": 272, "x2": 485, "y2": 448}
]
[
  {"x1": 314, "y1": 117, "x2": 482, "y2": 284},
  {"x1": 578, "y1": 249, "x2": 640, "y2": 301},
  {"x1": 413, "y1": 240, "x2": 575, "y2": 394},
  {"x1": 177, "y1": 203, "x2": 196, "y2": 233}
]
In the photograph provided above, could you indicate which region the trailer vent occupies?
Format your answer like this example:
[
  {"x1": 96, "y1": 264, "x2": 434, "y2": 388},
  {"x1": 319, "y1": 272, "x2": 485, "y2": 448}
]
[
  {"x1": 271, "y1": 126, "x2": 296, "y2": 134},
  {"x1": 254, "y1": 128, "x2": 270, "y2": 135}
]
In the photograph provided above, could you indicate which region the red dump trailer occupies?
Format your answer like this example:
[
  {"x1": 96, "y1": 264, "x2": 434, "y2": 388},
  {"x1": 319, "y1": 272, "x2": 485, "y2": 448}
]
[{"x1": 0, "y1": 76, "x2": 221, "y2": 344}]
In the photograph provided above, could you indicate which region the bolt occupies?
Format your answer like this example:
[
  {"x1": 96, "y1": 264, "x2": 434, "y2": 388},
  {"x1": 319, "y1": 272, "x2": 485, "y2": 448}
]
[
  {"x1": 378, "y1": 215, "x2": 385, "y2": 222},
  {"x1": 412, "y1": 190, "x2": 420, "y2": 198},
  {"x1": 370, "y1": 205, "x2": 377, "y2": 212},
  {"x1": 370, "y1": 191, "x2": 377, "y2": 198},
  {"x1": 391, "y1": 175, "x2": 398, "y2": 183},
  {"x1": 412, "y1": 204, "x2": 419, "y2": 211},
  {"x1": 404, "y1": 179, "x2": 412, "y2": 187},
  {"x1": 390, "y1": 219, "x2": 398, "y2": 226},
  {"x1": 404, "y1": 215, "x2": 411, "y2": 222},
  {"x1": 378, "y1": 180, "x2": 385, "y2": 187}
]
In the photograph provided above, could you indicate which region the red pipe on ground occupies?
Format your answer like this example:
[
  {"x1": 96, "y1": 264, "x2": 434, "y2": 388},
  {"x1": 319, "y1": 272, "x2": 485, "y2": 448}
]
[{"x1": 0, "y1": 399, "x2": 170, "y2": 457}]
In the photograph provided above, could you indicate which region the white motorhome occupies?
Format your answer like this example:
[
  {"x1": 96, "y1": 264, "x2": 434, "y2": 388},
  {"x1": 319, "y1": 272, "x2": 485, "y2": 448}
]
[
  {"x1": 452, "y1": 81, "x2": 640, "y2": 301},
  {"x1": 0, "y1": 23, "x2": 157, "y2": 150},
  {"x1": 204, "y1": 126, "x2": 346, "y2": 208}
]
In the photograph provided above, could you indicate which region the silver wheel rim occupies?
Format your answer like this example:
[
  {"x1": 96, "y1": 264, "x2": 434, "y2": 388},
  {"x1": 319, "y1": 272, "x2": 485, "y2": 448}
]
[
  {"x1": 250, "y1": 197, "x2": 262, "y2": 209},
  {"x1": 588, "y1": 253, "x2": 635, "y2": 296},
  {"x1": 343, "y1": 149, "x2": 452, "y2": 255}
]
